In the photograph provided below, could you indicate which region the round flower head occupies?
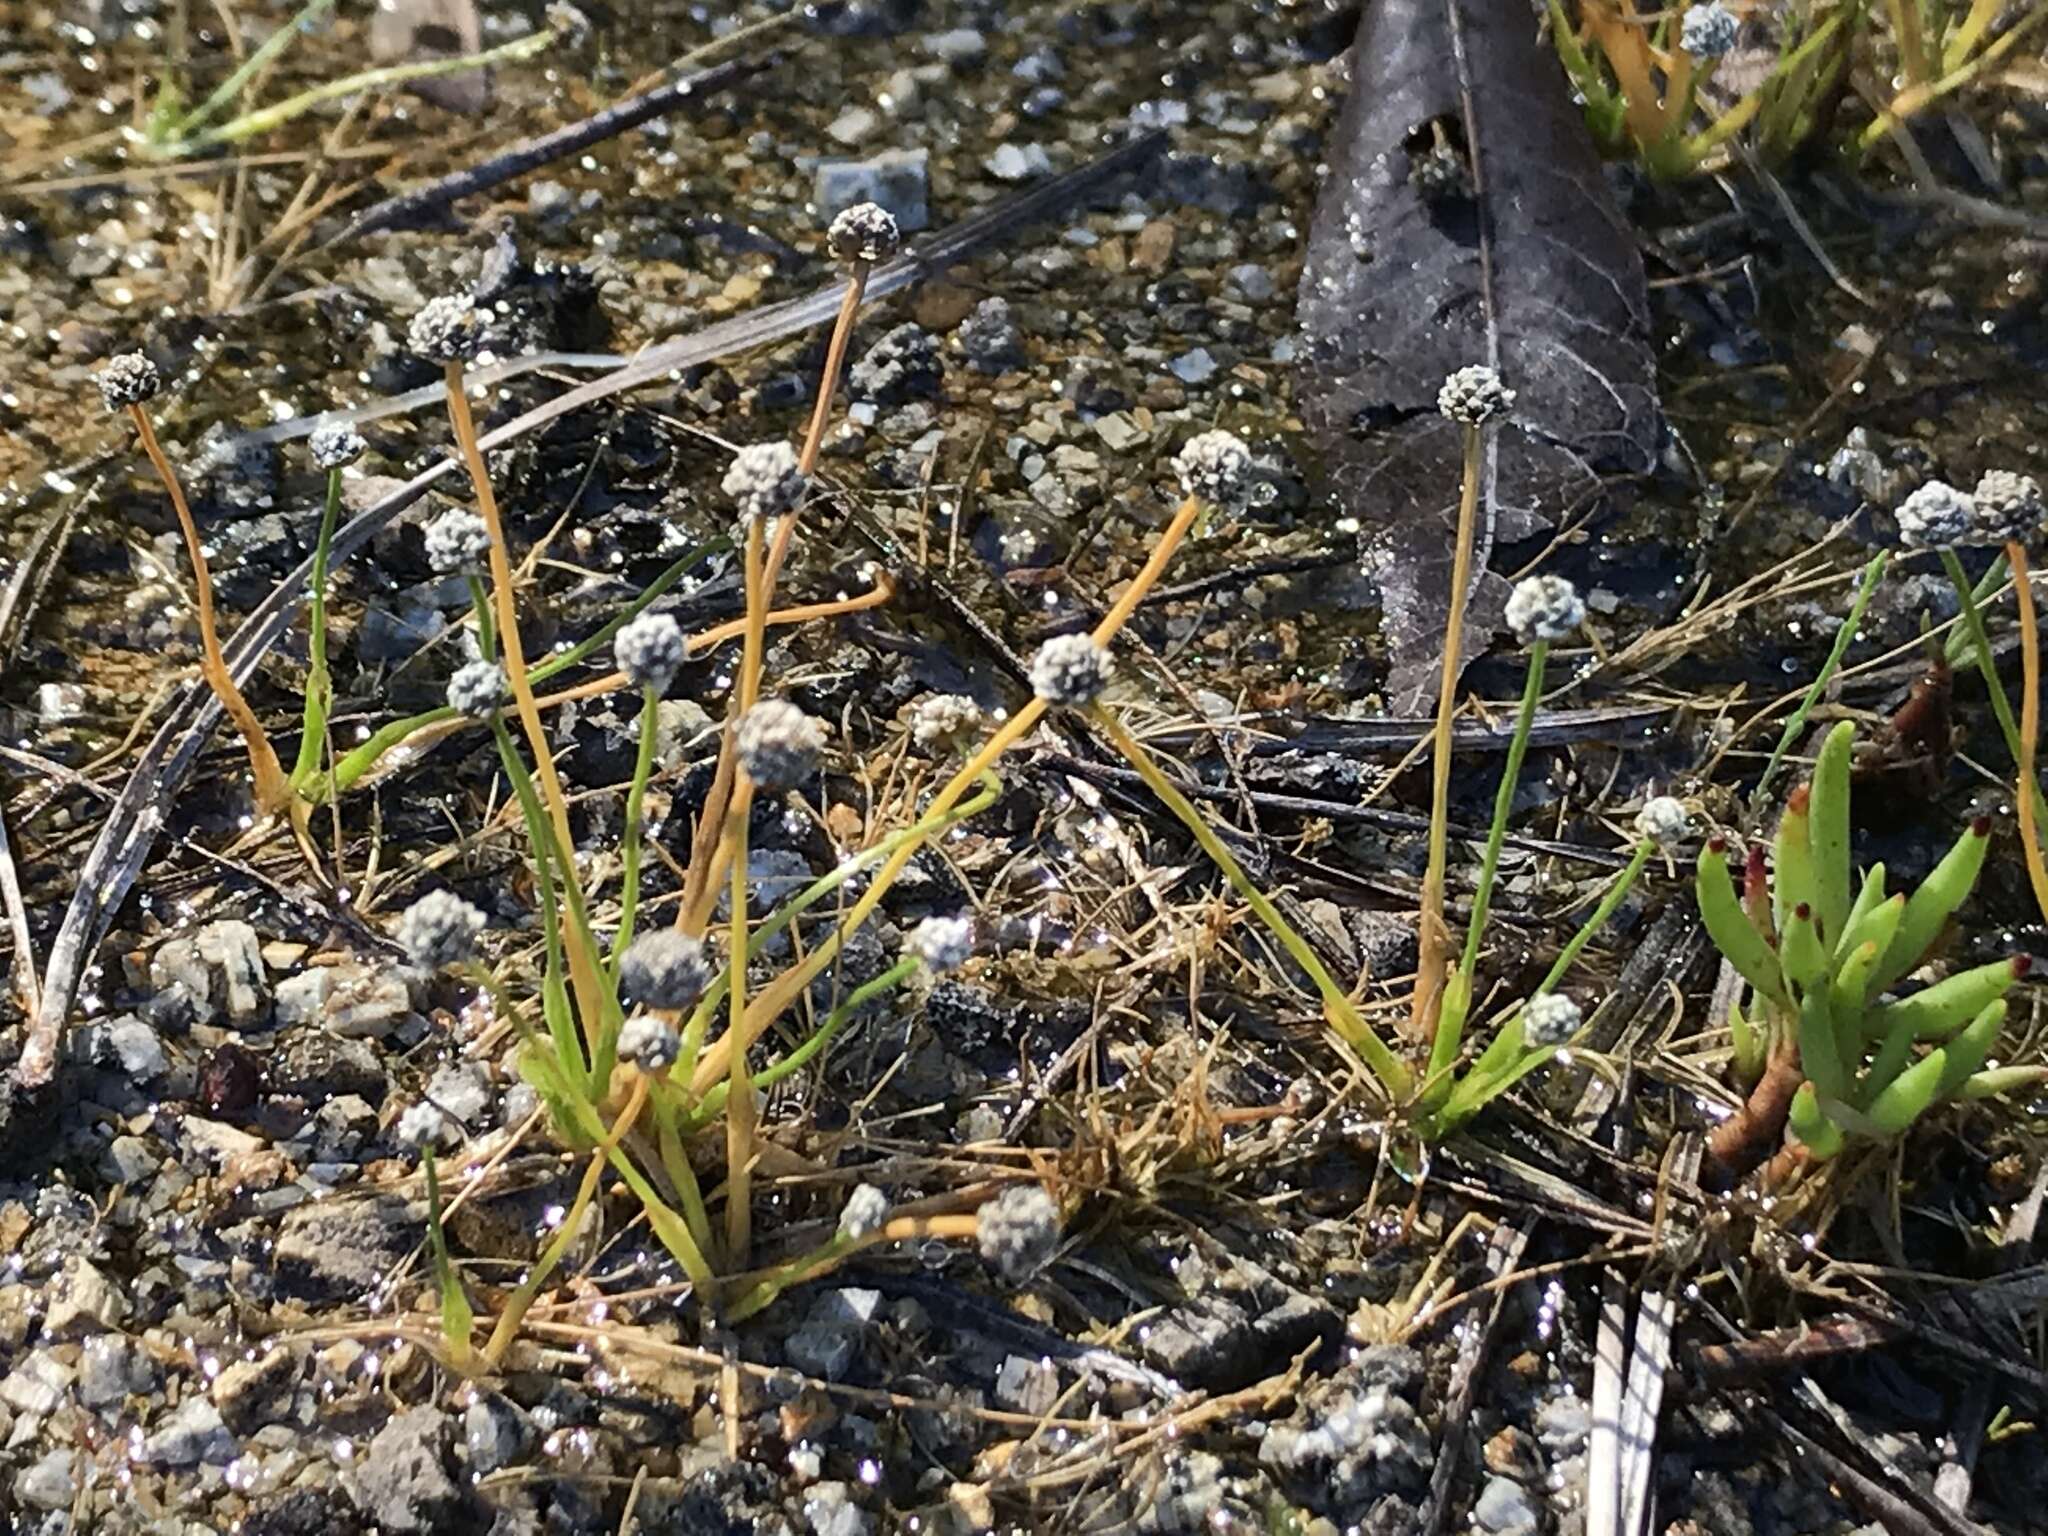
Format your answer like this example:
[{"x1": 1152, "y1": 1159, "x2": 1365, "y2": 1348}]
[
  {"x1": 425, "y1": 508, "x2": 492, "y2": 576},
  {"x1": 397, "y1": 889, "x2": 487, "y2": 970},
  {"x1": 396, "y1": 1098, "x2": 459, "y2": 1151},
  {"x1": 98, "y1": 352, "x2": 163, "y2": 411},
  {"x1": 1173, "y1": 430, "x2": 1255, "y2": 512},
  {"x1": 615, "y1": 611, "x2": 685, "y2": 692},
  {"x1": 1030, "y1": 633, "x2": 1114, "y2": 707},
  {"x1": 1972, "y1": 469, "x2": 2044, "y2": 543},
  {"x1": 1634, "y1": 795, "x2": 1690, "y2": 851},
  {"x1": 722, "y1": 441, "x2": 806, "y2": 524},
  {"x1": 544, "y1": 0, "x2": 592, "y2": 43},
  {"x1": 1896, "y1": 480, "x2": 1977, "y2": 549},
  {"x1": 617, "y1": 930, "x2": 712, "y2": 1011},
  {"x1": 910, "y1": 692, "x2": 983, "y2": 753},
  {"x1": 446, "y1": 659, "x2": 509, "y2": 718},
  {"x1": 1523, "y1": 991, "x2": 1584, "y2": 1048},
  {"x1": 1437, "y1": 364, "x2": 1514, "y2": 426},
  {"x1": 908, "y1": 914, "x2": 974, "y2": 973},
  {"x1": 407, "y1": 294, "x2": 489, "y2": 363},
  {"x1": 838, "y1": 1183, "x2": 890, "y2": 1241},
  {"x1": 826, "y1": 201, "x2": 902, "y2": 265},
  {"x1": 978, "y1": 1184, "x2": 1060, "y2": 1285},
  {"x1": 736, "y1": 699, "x2": 826, "y2": 789},
  {"x1": 617, "y1": 1013, "x2": 681, "y2": 1072},
  {"x1": 1680, "y1": 1, "x2": 1740, "y2": 59},
  {"x1": 308, "y1": 421, "x2": 368, "y2": 471},
  {"x1": 1504, "y1": 574, "x2": 1585, "y2": 645}
]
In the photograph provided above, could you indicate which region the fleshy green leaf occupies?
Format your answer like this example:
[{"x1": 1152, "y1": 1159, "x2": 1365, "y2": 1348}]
[
  {"x1": 1698, "y1": 839, "x2": 1788, "y2": 1006},
  {"x1": 1873, "y1": 817, "x2": 1992, "y2": 992},
  {"x1": 1807, "y1": 722, "x2": 1855, "y2": 943}
]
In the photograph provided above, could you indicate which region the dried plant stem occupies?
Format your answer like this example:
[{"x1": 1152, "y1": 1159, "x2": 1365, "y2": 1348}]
[
  {"x1": 2009, "y1": 542, "x2": 2048, "y2": 928},
  {"x1": 1090, "y1": 704, "x2": 1410, "y2": 1099},
  {"x1": 1412, "y1": 423, "x2": 1485, "y2": 1044},
  {"x1": 443, "y1": 362, "x2": 608, "y2": 1040},
  {"x1": 128, "y1": 404, "x2": 294, "y2": 814},
  {"x1": 681, "y1": 271, "x2": 869, "y2": 933},
  {"x1": 724, "y1": 1211, "x2": 980, "y2": 1322},
  {"x1": 689, "y1": 493, "x2": 1206, "y2": 1100},
  {"x1": 724, "y1": 778, "x2": 759, "y2": 1267},
  {"x1": 684, "y1": 574, "x2": 894, "y2": 655}
]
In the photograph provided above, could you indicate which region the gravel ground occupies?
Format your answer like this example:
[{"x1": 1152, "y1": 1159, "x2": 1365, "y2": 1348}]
[{"x1": 3, "y1": 0, "x2": 2048, "y2": 1533}]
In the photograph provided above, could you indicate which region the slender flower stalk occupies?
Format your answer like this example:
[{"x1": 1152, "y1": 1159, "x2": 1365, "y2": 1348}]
[
  {"x1": 1422, "y1": 636, "x2": 1552, "y2": 1101},
  {"x1": 423, "y1": 318, "x2": 609, "y2": 1046},
  {"x1": 105, "y1": 360, "x2": 292, "y2": 815},
  {"x1": 2009, "y1": 542, "x2": 2048, "y2": 927},
  {"x1": 1413, "y1": 365, "x2": 1517, "y2": 1046}
]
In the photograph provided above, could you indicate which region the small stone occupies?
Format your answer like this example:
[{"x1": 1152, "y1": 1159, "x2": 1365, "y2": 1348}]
[
  {"x1": 805, "y1": 1481, "x2": 874, "y2": 1536},
  {"x1": 993, "y1": 1354, "x2": 1058, "y2": 1417},
  {"x1": 1, "y1": 1351, "x2": 73, "y2": 1416},
  {"x1": 45, "y1": 1256, "x2": 127, "y2": 1335},
  {"x1": 347, "y1": 1406, "x2": 463, "y2": 1532},
  {"x1": 78, "y1": 1334, "x2": 158, "y2": 1409},
  {"x1": 984, "y1": 143, "x2": 1052, "y2": 182},
  {"x1": 275, "y1": 1195, "x2": 424, "y2": 1301},
  {"x1": 464, "y1": 1393, "x2": 533, "y2": 1475},
  {"x1": 14, "y1": 1449, "x2": 76, "y2": 1511},
  {"x1": 921, "y1": 28, "x2": 986, "y2": 64},
  {"x1": 849, "y1": 321, "x2": 942, "y2": 403},
  {"x1": 827, "y1": 106, "x2": 881, "y2": 146},
  {"x1": 212, "y1": 1347, "x2": 296, "y2": 1434},
  {"x1": 271, "y1": 1020, "x2": 389, "y2": 1098},
  {"x1": 814, "y1": 149, "x2": 930, "y2": 234},
  {"x1": 786, "y1": 1323, "x2": 857, "y2": 1382},
  {"x1": 1227, "y1": 263, "x2": 1276, "y2": 302},
  {"x1": 144, "y1": 1396, "x2": 235, "y2": 1467},
  {"x1": 1473, "y1": 1474, "x2": 1540, "y2": 1535},
  {"x1": 957, "y1": 298, "x2": 1026, "y2": 374},
  {"x1": 424, "y1": 1061, "x2": 493, "y2": 1128},
  {"x1": 1169, "y1": 347, "x2": 1218, "y2": 385},
  {"x1": 102, "y1": 1015, "x2": 168, "y2": 1080}
]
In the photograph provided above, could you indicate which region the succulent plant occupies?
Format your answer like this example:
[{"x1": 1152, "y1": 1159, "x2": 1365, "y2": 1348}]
[{"x1": 1697, "y1": 721, "x2": 2041, "y2": 1166}]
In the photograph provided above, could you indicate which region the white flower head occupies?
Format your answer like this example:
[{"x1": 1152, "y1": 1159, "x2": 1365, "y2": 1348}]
[
  {"x1": 617, "y1": 931, "x2": 712, "y2": 1012},
  {"x1": 736, "y1": 699, "x2": 827, "y2": 789},
  {"x1": 615, "y1": 611, "x2": 685, "y2": 692},
  {"x1": 617, "y1": 1013, "x2": 681, "y2": 1072},
  {"x1": 1173, "y1": 430, "x2": 1255, "y2": 512},
  {"x1": 98, "y1": 352, "x2": 163, "y2": 411},
  {"x1": 1895, "y1": 480, "x2": 1977, "y2": 549},
  {"x1": 424, "y1": 508, "x2": 492, "y2": 575},
  {"x1": 1030, "y1": 634, "x2": 1114, "y2": 707},
  {"x1": 407, "y1": 294, "x2": 489, "y2": 363},
  {"x1": 839, "y1": 1183, "x2": 890, "y2": 1241},
  {"x1": 1972, "y1": 469, "x2": 2044, "y2": 543},
  {"x1": 396, "y1": 889, "x2": 487, "y2": 969},
  {"x1": 722, "y1": 441, "x2": 806, "y2": 524},
  {"x1": 309, "y1": 421, "x2": 368, "y2": 470},
  {"x1": 977, "y1": 1184, "x2": 1060, "y2": 1285},
  {"x1": 827, "y1": 202, "x2": 902, "y2": 265},
  {"x1": 1437, "y1": 365, "x2": 1514, "y2": 426},
  {"x1": 1680, "y1": 1, "x2": 1740, "y2": 59},
  {"x1": 446, "y1": 660, "x2": 509, "y2": 719},
  {"x1": 1523, "y1": 991, "x2": 1584, "y2": 1048},
  {"x1": 1504, "y1": 574, "x2": 1585, "y2": 645},
  {"x1": 397, "y1": 1099, "x2": 459, "y2": 1151},
  {"x1": 1634, "y1": 795, "x2": 1690, "y2": 851},
  {"x1": 908, "y1": 914, "x2": 974, "y2": 973},
  {"x1": 910, "y1": 692, "x2": 983, "y2": 753}
]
